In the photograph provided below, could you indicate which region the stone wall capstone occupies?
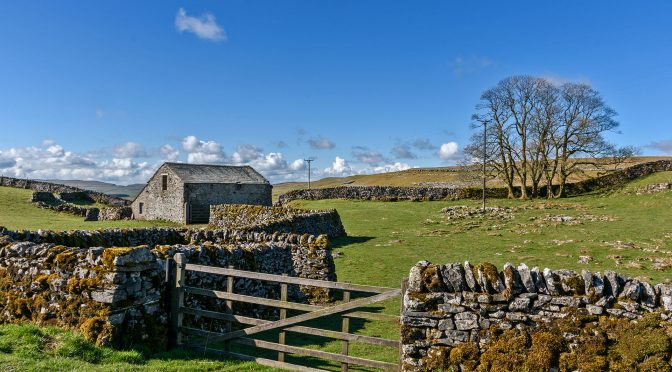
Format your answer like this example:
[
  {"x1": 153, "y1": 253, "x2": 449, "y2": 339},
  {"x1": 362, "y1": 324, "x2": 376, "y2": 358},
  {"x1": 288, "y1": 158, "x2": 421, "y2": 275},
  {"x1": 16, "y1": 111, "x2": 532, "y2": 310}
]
[
  {"x1": 401, "y1": 260, "x2": 672, "y2": 371},
  {"x1": 209, "y1": 204, "x2": 347, "y2": 238}
]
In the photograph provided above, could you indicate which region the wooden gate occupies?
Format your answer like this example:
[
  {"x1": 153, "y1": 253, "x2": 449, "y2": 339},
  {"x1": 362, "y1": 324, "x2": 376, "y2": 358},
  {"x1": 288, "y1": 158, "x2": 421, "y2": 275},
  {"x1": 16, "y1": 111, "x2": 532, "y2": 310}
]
[{"x1": 167, "y1": 253, "x2": 401, "y2": 371}]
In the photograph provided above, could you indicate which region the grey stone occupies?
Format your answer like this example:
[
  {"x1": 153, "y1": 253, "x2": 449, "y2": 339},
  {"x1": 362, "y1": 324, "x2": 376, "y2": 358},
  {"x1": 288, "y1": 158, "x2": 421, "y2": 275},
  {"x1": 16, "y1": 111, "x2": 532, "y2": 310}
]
[
  {"x1": 444, "y1": 330, "x2": 469, "y2": 342},
  {"x1": 531, "y1": 267, "x2": 547, "y2": 294},
  {"x1": 441, "y1": 263, "x2": 467, "y2": 292},
  {"x1": 463, "y1": 261, "x2": 479, "y2": 292},
  {"x1": 640, "y1": 281, "x2": 656, "y2": 307},
  {"x1": 509, "y1": 297, "x2": 531, "y2": 312},
  {"x1": 620, "y1": 280, "x2": 642, "y2": 301},
  {"x1": 91, "y1": 288, "x2": 127, "y2": 304},
  {"x1": 455, "y1": 319, "x2": 479, "y2": 331},
  {"x1": 550, "y1": 296, "x2": 581, "y2": 307},
  {"x1": 656, "y1": 284, "x2": 672, "y2": 311},
  {"x1": 586, "y1": 305, "x2": 604, "y2": 315},
  {"x1": 604, "y1": 271, "x2": 622, "y2": 297},
  {"x1": 555, "y1": 269, "x2": 584, "y2": 295},
  {"x1": 502, "y1": 262, "x2": 524, "y2": 295},
  {"x1": 517, "y1": 263, "x2": 536, "y2": 293},
  {"x1": 437, "y1": 303, "x2": 466, "y2": 313},
  {"x1": 542, "y1": 268, "x2": 560, "y2": 295},
  {"x1": 408, "y1": 261, "x2": 429, "y2": 292},
  {"x1": 477, "y1": 294, "x2": 491, "y2": 303},
  {"x1": 401, "y1": 316, "x2": 438, "y2": 327},
  {"x1": 506, "y1": 312, "x2": 529, "y2": 322},
  {"x1": 438, "y1": 318, "x2": 455, "y2": 330}
]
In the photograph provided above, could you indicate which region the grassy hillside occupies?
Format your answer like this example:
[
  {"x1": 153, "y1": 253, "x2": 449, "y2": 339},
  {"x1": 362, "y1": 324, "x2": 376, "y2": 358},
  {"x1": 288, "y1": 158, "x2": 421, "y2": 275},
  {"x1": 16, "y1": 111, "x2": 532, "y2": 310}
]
[
  {"x1": 273, "y1": 156, "x2": 672, "y2": 200},
  {"x1": 0, "y1": 186, "x2": 175, "y2": 230}
]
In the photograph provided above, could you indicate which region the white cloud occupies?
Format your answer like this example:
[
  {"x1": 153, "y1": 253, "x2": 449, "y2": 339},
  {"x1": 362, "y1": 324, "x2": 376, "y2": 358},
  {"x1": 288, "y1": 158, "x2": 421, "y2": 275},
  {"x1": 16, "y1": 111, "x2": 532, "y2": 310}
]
[
  {"x1": 181, "y1": 135, "x2": 226, "y2": 164},
  {"x1": 373, "y1": 162, "x2": 411, "y2": 173},
  {"x1": 231, "y1": 144, "x2": 263, "y2": 164},
  {"x1": 289, "y1": 159, "x2": 305, "y2": 171},
  {"x1": 114, "y1": 142, "x2": 148, "y2": 158},
  {"x1": 175, "y1": 8, "x2": 226, "y2": 42},
  {"x1": 646, "y1": 140, "x2": 672, "y2": 155},
  {"x1": 308, "y1": 137, "x2": 336, "y2": 150},
  {"x1": 351, "y1": 146, "x2": 388, "y2": 165},
  {"x1": 160, "y1": 144, "x2": 180, "y2": 162},
  {"x1": 0, "y1": 141, "x2": 155, "y2": 183},
  {"x1": 324, "y1": 156, "x2": 351, "y2": 175},
  {"x1": 438, "y1": 142, "x2": 460, "y2": 160}
]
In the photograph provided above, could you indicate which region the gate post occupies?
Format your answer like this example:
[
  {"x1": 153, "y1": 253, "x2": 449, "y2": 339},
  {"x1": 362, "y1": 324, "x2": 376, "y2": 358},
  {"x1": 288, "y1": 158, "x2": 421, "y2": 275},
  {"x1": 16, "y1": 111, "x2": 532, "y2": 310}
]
[
  {"x1": 278, "y1": 273, "x2": 288, "y2": 362},
  {"x1": 341, "y1": 290, "x2": 351, "y2": 372},
  {"x1": 169, "y1": 253, "x2": 187, "y2": 347}
]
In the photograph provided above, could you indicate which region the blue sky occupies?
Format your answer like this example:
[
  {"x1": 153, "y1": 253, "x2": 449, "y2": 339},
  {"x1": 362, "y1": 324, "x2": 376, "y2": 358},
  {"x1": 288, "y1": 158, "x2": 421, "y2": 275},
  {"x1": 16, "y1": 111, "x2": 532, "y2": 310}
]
[{"x1": 1, "y1": 1, "x2": 671, "y2": 184}]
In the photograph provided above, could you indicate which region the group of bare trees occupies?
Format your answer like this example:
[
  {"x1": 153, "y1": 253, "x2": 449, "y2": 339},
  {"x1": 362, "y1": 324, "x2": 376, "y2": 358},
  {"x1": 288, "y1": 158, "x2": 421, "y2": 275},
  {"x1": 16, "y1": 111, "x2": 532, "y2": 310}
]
[{"x1": 465, "y1": 75, "x2": 636, "y2": 199}]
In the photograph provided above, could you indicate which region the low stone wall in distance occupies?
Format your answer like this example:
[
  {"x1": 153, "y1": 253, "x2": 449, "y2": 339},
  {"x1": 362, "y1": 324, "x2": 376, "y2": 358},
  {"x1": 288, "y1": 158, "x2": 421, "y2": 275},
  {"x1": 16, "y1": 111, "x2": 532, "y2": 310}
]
[
  {"x1": 29, "y1": 191, "x2": 132, "y2": 221},
  {"x1": 0, "y1": 227, "x2": 336, "y2": 350},
  {"x1": 209, "y1": 204, "x2": 347, "y2": 238},
  {"x1": 401, "y1": 260, "x2": 672, "y2": 371},
  {"x1": 0, "y1": 176, "x2": 129, "y2": 206},
  {"x1": 278, "y1": 160, "x2": 672, "y2": 203}
]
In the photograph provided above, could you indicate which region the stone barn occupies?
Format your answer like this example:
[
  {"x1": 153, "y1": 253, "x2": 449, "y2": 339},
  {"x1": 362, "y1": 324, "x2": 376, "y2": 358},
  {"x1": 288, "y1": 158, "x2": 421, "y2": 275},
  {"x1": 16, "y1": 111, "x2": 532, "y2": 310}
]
[{"x1": 131, "y1": 162, "x2": 272, "y2": 224}]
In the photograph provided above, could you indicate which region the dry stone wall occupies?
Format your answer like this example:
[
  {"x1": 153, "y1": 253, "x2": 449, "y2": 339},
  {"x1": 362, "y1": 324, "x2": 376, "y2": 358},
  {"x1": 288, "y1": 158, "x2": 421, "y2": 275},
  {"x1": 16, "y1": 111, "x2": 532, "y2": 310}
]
[
  {"x1": 0, "y1": 176, "x2": 129, "y2": 206},
  {"x1": 401, "y1": 260, "x2": 672, "y2": 371},
  {"x1": 0, "y1": 227, "x2": 335, "y2": 350},
  {"x1": 29, "y1": 191, "x2": 132, "y2": 221},
  {"x1": 209, "y1": 204, "x2": 347, "y2": 238},
  {"x1": 278, "y1": 160, "x2": 672, "y2": 203}
]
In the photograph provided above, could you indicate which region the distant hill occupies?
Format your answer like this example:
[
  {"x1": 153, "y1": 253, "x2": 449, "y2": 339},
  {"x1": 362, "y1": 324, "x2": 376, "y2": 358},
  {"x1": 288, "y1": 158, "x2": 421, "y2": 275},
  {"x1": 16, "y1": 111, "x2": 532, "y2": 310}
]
[{"x1": 41, "y1": 180, "x2": 144, "y2": 200}]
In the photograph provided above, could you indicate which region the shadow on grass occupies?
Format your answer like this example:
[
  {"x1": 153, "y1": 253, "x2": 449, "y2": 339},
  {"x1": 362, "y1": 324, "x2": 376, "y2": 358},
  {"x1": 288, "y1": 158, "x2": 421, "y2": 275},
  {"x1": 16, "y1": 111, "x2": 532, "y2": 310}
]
[{"x1": 329, "y1": 236, "x2": 374, "y2": 249}]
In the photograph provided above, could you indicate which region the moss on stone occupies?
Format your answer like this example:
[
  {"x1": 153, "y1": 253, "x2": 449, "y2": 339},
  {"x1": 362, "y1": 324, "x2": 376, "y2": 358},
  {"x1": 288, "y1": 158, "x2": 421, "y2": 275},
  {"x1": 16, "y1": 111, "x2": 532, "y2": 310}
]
[
  {"x1": 449, "y1": 342, "x2": 479, "y2": 371},
  {"x1": 101, "y1": 247, "x2": 134, "y2": 267}
]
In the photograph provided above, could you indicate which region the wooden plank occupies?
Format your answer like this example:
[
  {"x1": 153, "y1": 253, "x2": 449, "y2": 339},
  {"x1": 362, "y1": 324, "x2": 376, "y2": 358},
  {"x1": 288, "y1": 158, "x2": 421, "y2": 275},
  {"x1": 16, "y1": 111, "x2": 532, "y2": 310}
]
[
  {"x1": 279, "y1": 274, "x2": 288, "y2": 363},
  {"x1": 169, "y1": 253, "x2": 186, "y2": 346},
  {"x1": 197, "y1": 348, "x2": 327, "y2": 372},
  {"x1": 342, "y1": 311, "x2": 400, "y2": 323},
  {"x1": 183, "y1": 286, "x2": 321, "y2": 312},
  {"x1": 184, "y1": 289, "x2": 401, "y2": 347},
  {"x1": 185, "y1": 264, "x2": 395, "y2": 294},
  {"x1": 182, "y1": 328, "x2": 398, "y2": 371},
  {"x1": 179, "y1": 307, "x2": 400, "y2": 348},
  {"x1": 341, "y1": 291, "x2": 350, "y2": 372}
]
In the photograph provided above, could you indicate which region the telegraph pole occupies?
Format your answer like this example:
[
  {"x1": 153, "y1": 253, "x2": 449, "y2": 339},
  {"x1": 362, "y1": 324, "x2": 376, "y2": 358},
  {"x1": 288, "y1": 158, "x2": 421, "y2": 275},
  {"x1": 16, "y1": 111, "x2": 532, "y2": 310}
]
[{"x1": 304, "y1": 158, "x2": 314, "y2": 190}]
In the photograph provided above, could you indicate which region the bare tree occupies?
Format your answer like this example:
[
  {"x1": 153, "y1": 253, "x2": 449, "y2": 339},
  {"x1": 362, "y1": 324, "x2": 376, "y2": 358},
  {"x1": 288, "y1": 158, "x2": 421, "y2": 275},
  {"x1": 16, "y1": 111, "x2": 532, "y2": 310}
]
[
  {"x1": 467, "y1": 76, "x2": 631, "y2": 198},
  {"x1": 553, "y1": 83, "x2": 619, "y2": 197}
]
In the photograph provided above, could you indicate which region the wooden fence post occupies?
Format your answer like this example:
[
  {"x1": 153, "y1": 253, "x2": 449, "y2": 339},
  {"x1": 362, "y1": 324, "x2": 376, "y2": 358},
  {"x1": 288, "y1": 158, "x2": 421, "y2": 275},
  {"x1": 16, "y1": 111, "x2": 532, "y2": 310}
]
[
  {"x1": 224, "y1": 265, "x2": 234, "y2": 353},
  {"x1": 341, "y1": 291, "x2": 351, "y2": 372},
  {"x1": 278, "y1": 274, "x2": 288, "y2": 362},
  {"x1": 169, "y1": 253, "x2": 186, "y2": 347}
]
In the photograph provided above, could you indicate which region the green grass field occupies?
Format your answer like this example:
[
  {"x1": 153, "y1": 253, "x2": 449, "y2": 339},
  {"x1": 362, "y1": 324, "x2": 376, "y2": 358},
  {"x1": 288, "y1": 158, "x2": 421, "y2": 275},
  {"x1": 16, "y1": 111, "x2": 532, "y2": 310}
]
[
  {"x1": 1, "y1": 171, "x2": 671, "y2": 370},
  {"x1": 0, "y1": 186, "x2": 176, "y2": 230}
]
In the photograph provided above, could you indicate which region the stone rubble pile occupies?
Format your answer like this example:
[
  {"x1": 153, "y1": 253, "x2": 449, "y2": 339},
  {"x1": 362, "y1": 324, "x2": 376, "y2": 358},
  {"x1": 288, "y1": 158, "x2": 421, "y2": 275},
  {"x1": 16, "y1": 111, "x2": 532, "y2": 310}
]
[
  {"x1": 401, "y1": 260, "x2": 672, "y2": 371},
  {"x1": 441, "y1": 206, "x2": 514, "y2": 221}
]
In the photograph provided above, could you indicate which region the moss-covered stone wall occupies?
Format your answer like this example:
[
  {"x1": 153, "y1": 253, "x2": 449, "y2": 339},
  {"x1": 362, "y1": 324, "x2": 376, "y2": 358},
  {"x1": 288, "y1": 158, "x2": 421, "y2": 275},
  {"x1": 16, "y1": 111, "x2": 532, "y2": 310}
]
[
  {"x1": 0, "y1": 228, "x2": 336, "y2": 350},
  {"x1": 209, "y1": 204, "x2": 347, "y2": 238},
  {"x1": 401, "y1": 261, "x2": 672, "y2": 371}
]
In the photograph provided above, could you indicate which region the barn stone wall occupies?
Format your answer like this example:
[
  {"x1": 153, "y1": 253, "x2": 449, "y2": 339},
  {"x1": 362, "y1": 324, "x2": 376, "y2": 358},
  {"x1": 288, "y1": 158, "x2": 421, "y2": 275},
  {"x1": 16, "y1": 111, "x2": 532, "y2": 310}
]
[
  {"x1": 185, "y1": 183, "x2": 272, "y2": 207},
  {"x1": 131, "y1": 165, "x2": 185, "y2": 223},
  {"x1": 209, "y1": 204, "x2": 346, "y2": 238},
  {"x1": 0, "y1": 227, "x2": 335, "y2": 350},
  {"x1": 401, "y1": 260, "x2": 672, "y2": 371}
]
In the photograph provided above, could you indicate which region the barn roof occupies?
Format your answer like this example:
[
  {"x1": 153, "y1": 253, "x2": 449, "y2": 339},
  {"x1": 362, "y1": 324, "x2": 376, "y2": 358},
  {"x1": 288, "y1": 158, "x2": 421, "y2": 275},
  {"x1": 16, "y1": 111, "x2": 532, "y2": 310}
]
[{"x1": 163, "y1": 163, "x2": 269, "y2": 184}]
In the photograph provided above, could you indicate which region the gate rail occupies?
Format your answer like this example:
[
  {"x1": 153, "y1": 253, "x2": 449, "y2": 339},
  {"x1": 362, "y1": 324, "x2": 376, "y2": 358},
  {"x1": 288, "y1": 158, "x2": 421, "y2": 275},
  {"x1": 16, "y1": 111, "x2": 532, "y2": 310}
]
[{"x1": 168, "y1": 253, "x2": 401, "y2": 371}]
